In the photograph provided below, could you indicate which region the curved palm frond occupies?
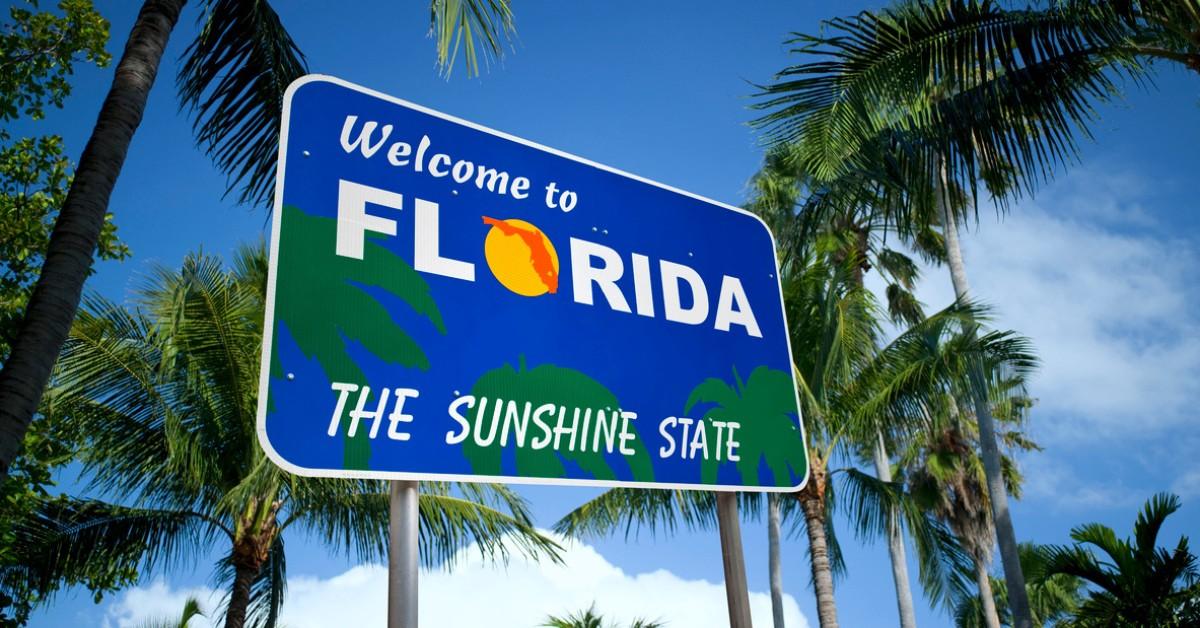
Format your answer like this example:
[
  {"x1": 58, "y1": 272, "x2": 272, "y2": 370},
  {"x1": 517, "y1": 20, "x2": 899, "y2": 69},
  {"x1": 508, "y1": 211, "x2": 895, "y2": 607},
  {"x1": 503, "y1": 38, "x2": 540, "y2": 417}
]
[
  {"x1": 1042, "y1": 492, "x2": 1199, "y2": 625},
  {"x1": 429, "y1": 0, "x2": 516, "y2": 77},
  {"x1": 286, "y1": 479, "x2": 559, "y2": 568},
  {"x1": 6, "y1": 499, "x2": 227, "y2": 601},
  {"x1": 418, "y1": 489, "x2": 561, "y2": 567},
  {"x1": 752, "y1": 0, "x2": 1141, "y2": 208},
  {"x1": 554, "y1": 487, "x2": 763, "y2": 541},
  {"x1": 178, "y1": 0, "x2": 308, "y2": 208},
  {"x1": 134, "y1": 595, "x2": 206, "y2": 628}
]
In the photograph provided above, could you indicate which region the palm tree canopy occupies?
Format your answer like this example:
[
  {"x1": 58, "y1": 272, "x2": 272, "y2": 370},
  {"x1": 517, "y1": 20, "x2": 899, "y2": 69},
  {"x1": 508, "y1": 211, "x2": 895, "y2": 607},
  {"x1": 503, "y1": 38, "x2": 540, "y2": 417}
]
[
  {"x1": 749, "y1": 0, "x2": 1172, "y2": 225},
  {"x1": 1043, "y1": 492, "x2": 1200, "y2": 626},
  {"x1": 179, "y1": 0, "x2": 517, "y2": 207},
  {"x1": 8, "y1": 244, "x2": 555, "y2": 625},
  {"x1": 953, "y1": 543, "x2": 1086, "y2": 628}
]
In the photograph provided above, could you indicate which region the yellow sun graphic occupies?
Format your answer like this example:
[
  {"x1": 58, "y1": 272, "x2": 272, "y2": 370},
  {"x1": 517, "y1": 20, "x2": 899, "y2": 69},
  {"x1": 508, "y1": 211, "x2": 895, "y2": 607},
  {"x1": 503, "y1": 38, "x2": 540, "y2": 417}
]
[{"x1": 481, "y1": 216, "x2": 560, "y2": 297}]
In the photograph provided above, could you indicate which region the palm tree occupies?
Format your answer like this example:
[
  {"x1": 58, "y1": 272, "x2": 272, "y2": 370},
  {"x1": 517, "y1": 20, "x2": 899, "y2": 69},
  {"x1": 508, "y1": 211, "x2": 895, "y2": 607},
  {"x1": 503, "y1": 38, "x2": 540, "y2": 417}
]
[
  {"x1": 953, "y1": 544, "x2": 1085, "y2": 628},
  {"x1": 0, "y1": 0, "x2": 518, "y2": 480},
  {"x1": 558, "y1": 238, "x2": 1035, "y2": 628},
  {"x1": 748, "y1": 2, "x2": 1154, "y2": 622},
  {"x1": 747, "y1": 147, "x2": 934, "y2": 628},
  {"x1": 6, "y1": 245, "x2": 556, "y2": 628},
  {"x1": 1042, "y1": 493, "x2": 1200, "y2": 627},
  {"x1": 542, "y1": 604, "x2": 664, "y2": 628},
  {"x1": 904, "y1": 377, "x2": 1040, "y2": 628}
]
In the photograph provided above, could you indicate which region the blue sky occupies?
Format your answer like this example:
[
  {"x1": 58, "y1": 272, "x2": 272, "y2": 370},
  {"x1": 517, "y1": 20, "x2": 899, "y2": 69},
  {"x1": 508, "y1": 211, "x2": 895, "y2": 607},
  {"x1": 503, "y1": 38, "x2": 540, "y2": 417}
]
[{"x1": 18, "y1": 1, "x2": 1200, "y2": 626}]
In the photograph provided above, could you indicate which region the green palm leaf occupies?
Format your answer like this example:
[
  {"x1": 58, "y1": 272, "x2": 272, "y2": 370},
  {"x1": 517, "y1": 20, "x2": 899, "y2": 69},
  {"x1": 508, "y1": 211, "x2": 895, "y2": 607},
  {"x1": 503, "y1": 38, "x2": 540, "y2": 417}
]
[{"x1": 178, "y1": 0, "x2": 308, "y2": 207}]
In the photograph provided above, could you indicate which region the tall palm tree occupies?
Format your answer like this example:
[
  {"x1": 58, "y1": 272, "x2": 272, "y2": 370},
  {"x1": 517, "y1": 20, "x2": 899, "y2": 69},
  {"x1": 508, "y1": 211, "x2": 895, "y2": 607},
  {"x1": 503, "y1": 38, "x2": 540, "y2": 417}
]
[
  {"x1": 747, "y1": 147, "x2": 934, "y2": 628},
  {"x1": 0, "y1": 0, "x2": 519, "y2": 480},
  {"x1": 746, "y1": 2, "x2": 1165, "y2": 622},
  {"x1": 6, "y1": 245, "x2": 556, "y2": 628},
  {"x1": 1043, "y1": 493, "x2": 1200, "y2": 627},
  {"x1": 557, "y1": 239, "x2": 1035, "y2": 628}
]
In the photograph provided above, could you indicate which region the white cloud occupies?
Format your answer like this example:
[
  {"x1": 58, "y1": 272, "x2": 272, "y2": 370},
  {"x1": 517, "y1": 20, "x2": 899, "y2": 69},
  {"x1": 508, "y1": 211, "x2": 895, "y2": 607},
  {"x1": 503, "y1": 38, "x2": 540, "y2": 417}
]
[
  {"x1": 102, "y1": 534, "x2": 808, "y2": 628},
  {"x1": 897, "y1": 170, "x2": 1200, "y2": 442},
  {"x1": 1171, "y1": 467, "x2": 1200, "y2": 500},
  {"x1": 1019, "y1": 453, "x2": 1142, "y2": 511},
  {"x1": 102, "y1": 581, "x2": 223, "y2": 628}
]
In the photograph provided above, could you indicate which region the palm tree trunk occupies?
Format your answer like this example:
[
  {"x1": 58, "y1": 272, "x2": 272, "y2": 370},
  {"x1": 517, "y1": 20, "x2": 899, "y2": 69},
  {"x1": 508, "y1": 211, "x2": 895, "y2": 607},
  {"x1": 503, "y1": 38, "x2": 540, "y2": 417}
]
[
  {"x1": 225, "y1": 561, "x2": 256, "y2": 628},
  {"x1": 768, "y1": 494, "x2": 786, "y2": 628},
  {"x1": 0, "y1": 0, "x2": 187, "y2": 479},
  {"x1": 797, "y1": 473, "x2": 838, "y2": 628},
  {"x1": 974, "y1": 558, "x2": 1002, "y2": 628},
  {"x1": 938, "y1": 163, "x2": 1033, "y2": 628},
  {"x1": 872, "y1": 433, "x2": 918, "y2": 628}
]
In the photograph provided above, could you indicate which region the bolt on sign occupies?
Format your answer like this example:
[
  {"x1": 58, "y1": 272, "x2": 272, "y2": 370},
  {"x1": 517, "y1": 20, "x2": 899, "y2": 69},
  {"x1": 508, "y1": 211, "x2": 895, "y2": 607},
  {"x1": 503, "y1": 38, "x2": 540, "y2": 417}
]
[{"x1": 257, "y1": 75, "x2": 808, "y2": 491}]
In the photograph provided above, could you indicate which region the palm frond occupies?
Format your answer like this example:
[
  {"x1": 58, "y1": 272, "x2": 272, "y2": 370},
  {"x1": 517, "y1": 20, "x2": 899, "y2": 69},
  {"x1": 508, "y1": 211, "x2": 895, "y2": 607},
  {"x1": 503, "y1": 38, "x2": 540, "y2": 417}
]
[
  {"x1": 287, "y1": 480, "x2": 559, "y2": 567},
  {"x1": 554, "y1": 488, "x2": 719, "y2": 540},
  {"x1": 752, "y1": 0, "x2": 1143, "y2": 214},
  {"x1": 178, "y1": 0, "x2": 308, "y2": 207},
  {"x1": 418, "y1": 489, "x2": 561, "y2": 567},
  {"x1": 8, "y1": 499, "x2": 227, "y2": 599},
  {"x1": 429, "y1": 0, "x2": 515, "y2": 77}
]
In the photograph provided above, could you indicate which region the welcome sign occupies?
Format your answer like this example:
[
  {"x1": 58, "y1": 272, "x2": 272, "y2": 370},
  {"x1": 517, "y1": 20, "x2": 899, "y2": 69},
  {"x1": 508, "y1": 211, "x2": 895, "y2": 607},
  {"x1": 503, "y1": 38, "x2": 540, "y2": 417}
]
[{"x1": 257, "y1": 75, "x2": 808, "y2": 491}]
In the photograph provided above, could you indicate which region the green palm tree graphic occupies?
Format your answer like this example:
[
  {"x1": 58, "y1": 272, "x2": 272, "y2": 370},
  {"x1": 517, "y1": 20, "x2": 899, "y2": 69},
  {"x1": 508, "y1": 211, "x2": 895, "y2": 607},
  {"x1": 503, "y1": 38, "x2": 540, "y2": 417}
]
[
  {"x1": 270, "y1": 204, "x2": 445, "y2": 470},
  {"x1": 684, "y1": 366, "x2": 805, "y2": 487},
  {"x1": 463, "y1": 359, "x2": 655, "y2": 482}
]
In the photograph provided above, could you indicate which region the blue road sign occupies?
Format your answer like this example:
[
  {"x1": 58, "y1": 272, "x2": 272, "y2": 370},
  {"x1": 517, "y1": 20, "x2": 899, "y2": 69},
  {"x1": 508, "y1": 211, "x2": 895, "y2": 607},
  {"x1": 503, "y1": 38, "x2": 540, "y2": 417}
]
[{"x1": 257, "y1": 75, "x2": 807, "y2": 491}]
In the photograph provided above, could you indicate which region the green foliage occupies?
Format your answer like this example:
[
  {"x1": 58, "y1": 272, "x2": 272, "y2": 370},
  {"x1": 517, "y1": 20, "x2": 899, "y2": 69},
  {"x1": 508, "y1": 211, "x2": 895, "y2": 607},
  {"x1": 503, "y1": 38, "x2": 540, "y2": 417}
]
[
  {"x1": 178, "y1": 0, "x2": 308, "y2": 207},
  {"x1": 1042, "y1": 493, "x2": 1200, "y2": 627},
  {"x1": 272, "y1": 204, "x2": 444, "y2": 469},
  {"x1": 0, "y1": 0, "x2": 109, "y2": 125},
  {"x1": 0, "y1": 135, "x2": 127, "y2": 360},
  {"x1": 751, "y1": 0, "x2": 1200, "y2": 240},
  {"x1": 542, "y1": 604, "x2": 664, "y2": 628},
  {"x1": 953, "y1": 543, "x2": 1085, "y2": 628},
  {"x1": 751, "y1": 0, "x2": 1136, "y2": 209},
  {"x1": 4, "y1": 245, "x2": 556, "y2": 626},
  {"x1": 0, "y1": 4, "x2": 121, "y2": 624},
  {"x1": 464, "y1": 359, "x2": 655, "y2": 482},
  {"x1": 179, "y1": 0, "x2": 517, "y2": 206},
  {"x1": 430, "y1": 0, "x2": 515, "y2": 77}
]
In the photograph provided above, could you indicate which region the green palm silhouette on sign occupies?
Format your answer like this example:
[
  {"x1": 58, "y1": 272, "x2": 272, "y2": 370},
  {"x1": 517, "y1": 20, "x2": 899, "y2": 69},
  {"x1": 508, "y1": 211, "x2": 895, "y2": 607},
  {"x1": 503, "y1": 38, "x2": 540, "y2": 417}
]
[
  {"x1": 684, "y1": 365, "x2": 805, "y2": 487},
  {"x1": 270, "y1": 204, "x2": 445, "y2": 469},
  {"x1": 463, "y1": 358, "x2": 655, "y2": 482}
]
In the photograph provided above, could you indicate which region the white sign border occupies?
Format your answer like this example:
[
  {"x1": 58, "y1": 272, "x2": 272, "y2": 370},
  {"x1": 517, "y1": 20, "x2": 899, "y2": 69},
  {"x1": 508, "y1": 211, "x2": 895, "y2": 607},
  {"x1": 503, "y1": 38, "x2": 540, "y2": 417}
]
[{"x1": 255, "y1": 74, "x2": 809, "y2": 493}]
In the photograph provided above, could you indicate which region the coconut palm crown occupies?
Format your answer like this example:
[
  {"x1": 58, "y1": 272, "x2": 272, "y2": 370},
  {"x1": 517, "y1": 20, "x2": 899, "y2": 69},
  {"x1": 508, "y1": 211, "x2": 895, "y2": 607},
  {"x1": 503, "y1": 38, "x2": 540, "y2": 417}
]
[{"x1": 4, "y1": 245, "x2": 556, "y2": 628}]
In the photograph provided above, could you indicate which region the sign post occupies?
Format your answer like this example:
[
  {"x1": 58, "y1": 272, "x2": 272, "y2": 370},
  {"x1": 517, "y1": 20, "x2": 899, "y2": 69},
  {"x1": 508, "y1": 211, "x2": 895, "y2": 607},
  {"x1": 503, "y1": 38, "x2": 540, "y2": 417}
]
[
  {"x1": 388, "y1": 480, "x2": 419, "y2": 628},
  {"x1": 260, "y1": 74, "x2": 810, "y2": 626},
  {"x1": 717, "y1": 492, "x2": 753, "y2": 628}
]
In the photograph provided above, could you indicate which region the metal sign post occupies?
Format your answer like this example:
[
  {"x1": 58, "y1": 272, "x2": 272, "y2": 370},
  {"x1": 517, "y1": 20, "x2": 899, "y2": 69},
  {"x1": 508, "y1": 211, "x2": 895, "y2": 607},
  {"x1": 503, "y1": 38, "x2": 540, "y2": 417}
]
[
  {"x1": 388, "y1": 480, "x2": 419, "y2": 628},
  {"x1": 717, "y1": 492, "x2": 753, "y2": 628}
]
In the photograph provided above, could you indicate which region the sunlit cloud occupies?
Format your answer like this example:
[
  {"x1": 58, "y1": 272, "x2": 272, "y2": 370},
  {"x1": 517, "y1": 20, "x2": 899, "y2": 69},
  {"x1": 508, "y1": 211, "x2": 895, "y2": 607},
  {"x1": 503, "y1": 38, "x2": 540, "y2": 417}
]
[{"x1": 102, "y1": 533, "x2": 809, "y2": 628}]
